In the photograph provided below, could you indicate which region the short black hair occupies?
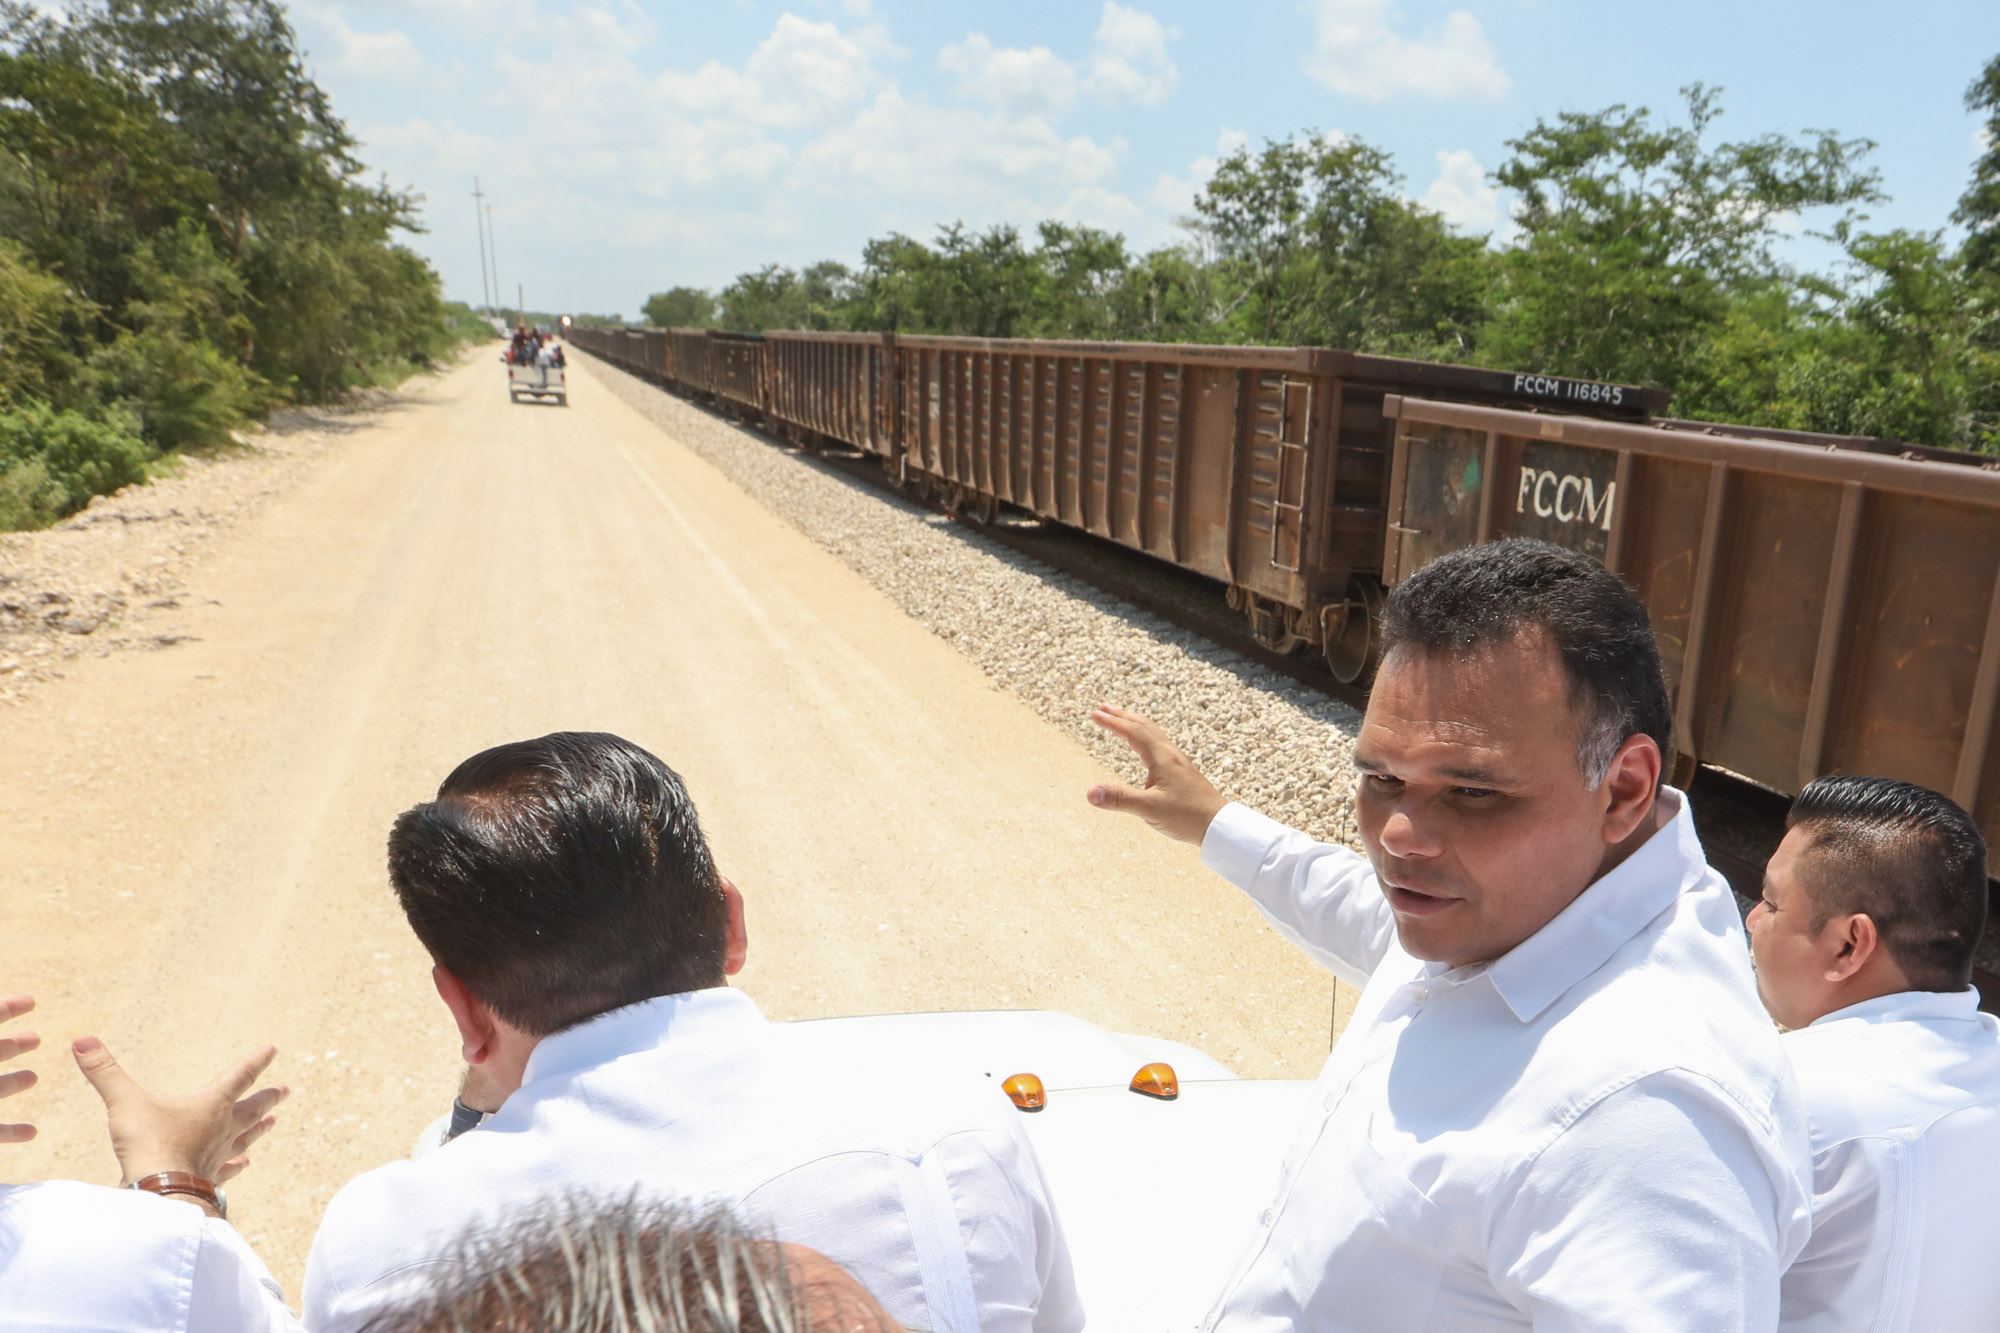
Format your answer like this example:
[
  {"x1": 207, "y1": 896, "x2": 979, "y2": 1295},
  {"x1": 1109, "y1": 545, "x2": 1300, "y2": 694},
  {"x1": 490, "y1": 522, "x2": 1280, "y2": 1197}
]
[
  {"x1": 387, "y1": 732, "x2": 729, "y2": 1036},
  {"x1": 1787, "y1": 775, "x2": 1990, "y2": 992},
  {"x1": 1380, "y1": 539, "x2": 1671, "y2": 786}
]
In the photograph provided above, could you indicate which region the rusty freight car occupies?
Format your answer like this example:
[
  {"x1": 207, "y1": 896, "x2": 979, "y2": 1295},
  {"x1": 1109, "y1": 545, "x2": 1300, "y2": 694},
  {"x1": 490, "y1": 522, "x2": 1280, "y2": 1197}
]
[
  {"x1": 710, "y1": 331, "x2": 768, "y2": 424},
  {"x1": 671, "y1": 329, "x2": 715, "y2": 398},
  {"x1": 867, "y1": 335, "x2": 1662, "y2": 682},
  {"x1": 641, "y1": 328, "x2": 671, "y2": 384},
  {"x1": 764, "y1": 330, "x2": 897, "y2": 455},
  {"x1": 1382, "y1": 394, "x2": 2000, "y2": 873}
]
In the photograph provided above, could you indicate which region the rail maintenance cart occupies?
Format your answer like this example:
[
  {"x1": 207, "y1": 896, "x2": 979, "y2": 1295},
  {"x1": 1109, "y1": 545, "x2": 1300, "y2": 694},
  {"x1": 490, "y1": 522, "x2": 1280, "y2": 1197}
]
[{"x1": 506, "y1": 346, "x2": 568, "y2": 406}]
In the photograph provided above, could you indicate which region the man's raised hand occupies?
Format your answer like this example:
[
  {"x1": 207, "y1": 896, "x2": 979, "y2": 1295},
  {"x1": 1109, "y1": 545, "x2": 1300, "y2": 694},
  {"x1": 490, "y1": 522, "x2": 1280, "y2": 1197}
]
[
  {"x1": 72, "y1": 1037, "x2": 287, "y2": 1187},
  {"x1": 0, "y1": 994, "x2": 40, "y2": 1144},
  {"x1": 1085, "y1": 704, "x2": 1229, "y2": 845}
]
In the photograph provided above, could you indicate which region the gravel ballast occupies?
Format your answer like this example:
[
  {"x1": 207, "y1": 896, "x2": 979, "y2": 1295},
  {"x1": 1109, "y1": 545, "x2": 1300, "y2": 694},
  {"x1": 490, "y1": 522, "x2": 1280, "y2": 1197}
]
[{"x1": 586, "y1": 356, "x2": 1367, "y2": 850}]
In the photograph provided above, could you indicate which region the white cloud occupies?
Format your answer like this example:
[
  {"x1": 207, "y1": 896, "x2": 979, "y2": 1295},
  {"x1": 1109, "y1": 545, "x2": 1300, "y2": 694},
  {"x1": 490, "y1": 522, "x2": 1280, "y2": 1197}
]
[
  {"x1": 300, "y1": 11, "x2": 430, "y2": 87},
  {"x1": 940, "y1": 3, "x2": 1176, "y2": 119},
  {"x1": 796, "y1": 86, "x2": 1121, "y2": 204},
  {"x1": 657, "y1": 14, "x2": 883, "y2": 129},
  {"x1": 1302, "y1": 0, "x2": 1510, "y2": 102},
  {"x1": 1417, "y1": 148, "x2": 1499, "y2": 231},
  {"x1": 1086, "y1": 2, "x2": 1179, "y2": 107},
  {"x1": 939, "y1": 33, "x2": 1080, "y2": 119}
]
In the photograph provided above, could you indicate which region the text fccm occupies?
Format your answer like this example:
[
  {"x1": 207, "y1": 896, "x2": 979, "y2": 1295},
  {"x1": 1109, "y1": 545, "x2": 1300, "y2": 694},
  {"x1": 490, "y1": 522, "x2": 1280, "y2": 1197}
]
[{"x1": 1518, "y1": 467, "x2": 1615, "y2": 530}]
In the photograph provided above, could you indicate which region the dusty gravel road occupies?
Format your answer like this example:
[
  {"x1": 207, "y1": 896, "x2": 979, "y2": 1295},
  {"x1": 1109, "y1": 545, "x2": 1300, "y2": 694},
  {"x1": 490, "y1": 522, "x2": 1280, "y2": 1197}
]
[{"x1": 1, "y1": 353, "x2": 1340, "y2": 1293}]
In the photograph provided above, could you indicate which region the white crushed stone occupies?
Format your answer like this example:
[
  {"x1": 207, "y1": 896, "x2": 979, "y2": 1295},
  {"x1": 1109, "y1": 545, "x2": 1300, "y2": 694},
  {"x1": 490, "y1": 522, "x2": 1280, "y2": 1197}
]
[{"x1": 587, "y1": 355, "x2": 1366, "y2": 849}]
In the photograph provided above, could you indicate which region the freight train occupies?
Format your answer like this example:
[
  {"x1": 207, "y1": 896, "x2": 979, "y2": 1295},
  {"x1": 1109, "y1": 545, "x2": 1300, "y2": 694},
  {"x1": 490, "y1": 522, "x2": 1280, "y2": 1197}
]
[{"x1": 565, "y1": 324, "x2": 2000, "y2": 881}]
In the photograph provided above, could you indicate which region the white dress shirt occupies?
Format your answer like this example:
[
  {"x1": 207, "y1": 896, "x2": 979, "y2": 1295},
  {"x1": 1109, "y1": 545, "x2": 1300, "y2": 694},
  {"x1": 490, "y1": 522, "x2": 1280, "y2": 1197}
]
[
  {"x1": 0, "y1": 1180, "x2": 300, "y2": 1332},
  {"x1": 303, "y1": 986, "x2": 1081, "y2": 1333},
  {"x1": 1198, "y1": 791, "x2": 1813, "y2": 1331},
  {"x1": 1778, "y1": 987, "x2": 2000, "y2": 1331}
]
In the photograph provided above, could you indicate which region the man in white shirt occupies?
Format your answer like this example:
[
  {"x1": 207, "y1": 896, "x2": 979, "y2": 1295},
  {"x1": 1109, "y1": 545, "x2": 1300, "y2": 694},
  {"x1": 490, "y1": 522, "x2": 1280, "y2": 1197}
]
[
  {"x1": 1747, "y1": 775, "x2": 2000, "y2": 1331},
  {"x1": 304, "y1": 731, "x2": 1081, "y2": 1333},
  {"x1": 0, "y1": 992, "x2": 302, "y2": 1331},
  {"x1": 1088, "y1": 539, "x2": 1812, "y2": 1330}
]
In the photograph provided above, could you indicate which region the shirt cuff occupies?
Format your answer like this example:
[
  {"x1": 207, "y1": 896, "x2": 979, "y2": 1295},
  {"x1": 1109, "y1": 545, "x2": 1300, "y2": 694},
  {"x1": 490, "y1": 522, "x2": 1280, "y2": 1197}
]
[{"x1": 1199, "y1": 802, "x2": 1293, "y2": 888}]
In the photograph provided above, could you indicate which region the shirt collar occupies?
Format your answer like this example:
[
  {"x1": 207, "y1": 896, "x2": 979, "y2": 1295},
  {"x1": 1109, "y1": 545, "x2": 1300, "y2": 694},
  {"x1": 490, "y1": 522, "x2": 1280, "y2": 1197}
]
[
  {"x1": 1486, "y1": 788, "x2": 1702, "y2": 1024},
  {"x1": 520, "y1": 985, "x2": 765, "y2": 1086},
  {"x1": 1807, "y1": 986, "x2": 1985, "y2": 1030}
]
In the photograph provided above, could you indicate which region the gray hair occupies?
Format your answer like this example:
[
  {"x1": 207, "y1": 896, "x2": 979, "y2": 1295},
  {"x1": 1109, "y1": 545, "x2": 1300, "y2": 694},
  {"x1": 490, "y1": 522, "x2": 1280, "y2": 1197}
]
[{"x1": 361, "y1": 1195, "x2": 907, "y2": 1333}]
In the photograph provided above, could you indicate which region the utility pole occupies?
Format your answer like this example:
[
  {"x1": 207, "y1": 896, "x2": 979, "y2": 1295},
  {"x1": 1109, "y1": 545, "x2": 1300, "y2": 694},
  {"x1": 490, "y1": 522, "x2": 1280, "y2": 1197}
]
[
  {"x1": 471, "y1": 177, "x2": 491, "y2": 312},
  {"x1": 486, "y1": 204, "x2": 501, "y2": 325}
]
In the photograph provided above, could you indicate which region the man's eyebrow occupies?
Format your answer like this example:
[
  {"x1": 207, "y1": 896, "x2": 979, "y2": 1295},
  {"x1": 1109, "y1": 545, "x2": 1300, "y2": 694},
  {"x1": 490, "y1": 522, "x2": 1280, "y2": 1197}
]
[
  {"x1": 1437, "y1": 764, "x2": 1508, "y2": 784},
  {"x1": 1350, "y1": 756, "x2": 1510, "y2": 784}
]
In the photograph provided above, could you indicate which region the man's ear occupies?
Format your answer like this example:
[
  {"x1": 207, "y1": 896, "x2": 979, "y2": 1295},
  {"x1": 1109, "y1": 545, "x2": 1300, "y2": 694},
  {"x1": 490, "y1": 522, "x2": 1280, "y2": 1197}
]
[
  {"x1": 1823, "y1": 913, "x2": 1881, "y2": 983},
  {"x1": 433, "y1": 964, "x2": 500, "y2": 1065},
  {"x1": 1598, "y1": 734, "x2": 1662, "y2": 843},
  {"x1": 721, "y1": 877, "x2": 748, "y2": 977}
]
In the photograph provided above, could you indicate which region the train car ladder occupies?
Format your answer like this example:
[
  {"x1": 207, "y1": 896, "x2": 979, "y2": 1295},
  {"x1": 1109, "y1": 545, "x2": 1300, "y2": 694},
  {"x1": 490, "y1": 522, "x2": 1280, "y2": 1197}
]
[{"x1": 1270, "y1": 378, "x2": 1312, "y2": 572}]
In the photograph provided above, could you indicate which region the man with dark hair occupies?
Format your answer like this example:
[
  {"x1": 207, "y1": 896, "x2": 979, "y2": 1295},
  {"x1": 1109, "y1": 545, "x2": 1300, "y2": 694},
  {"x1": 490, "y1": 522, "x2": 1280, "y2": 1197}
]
[
  {"x1": 362, "y1": 1196, "x2": 903, "y2": 1333},
  {"x1": 1748, "y1": 775, "x2": 2000, "y2": 1330},
  {"x1": 306, "y1": 732, "x2": 1080, "y2": 1333},
  {"x1": 1090, "y1": 539, "x2": 1811, "y2": 1329}
]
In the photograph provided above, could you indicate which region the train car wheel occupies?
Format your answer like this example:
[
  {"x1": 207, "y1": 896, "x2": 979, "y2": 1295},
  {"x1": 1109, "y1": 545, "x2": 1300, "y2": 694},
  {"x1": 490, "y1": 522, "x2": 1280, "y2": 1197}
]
[
  {"x1": 1322, "y1": 578, "x2": 1384, "y2": 685},
  {"x1": 974, "y1": 491, "x2": 1000, "y2": 525}
]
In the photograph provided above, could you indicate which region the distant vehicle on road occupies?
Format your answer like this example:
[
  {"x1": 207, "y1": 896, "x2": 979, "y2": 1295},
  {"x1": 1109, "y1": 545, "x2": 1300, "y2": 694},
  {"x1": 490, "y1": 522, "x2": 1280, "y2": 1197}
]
[{"x1": 504, "y1": 338, "x2": 567, "y2": 406}]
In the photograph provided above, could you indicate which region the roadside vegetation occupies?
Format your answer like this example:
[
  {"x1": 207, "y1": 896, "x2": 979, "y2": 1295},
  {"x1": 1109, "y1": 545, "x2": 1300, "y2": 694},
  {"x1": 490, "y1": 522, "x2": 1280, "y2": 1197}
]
[
  {"x1": 0, "y1": 0, "x2": 485, "y2": 531},
  {"x1": 648, "y1": 70, "x2": 2000, "y2": 455}
]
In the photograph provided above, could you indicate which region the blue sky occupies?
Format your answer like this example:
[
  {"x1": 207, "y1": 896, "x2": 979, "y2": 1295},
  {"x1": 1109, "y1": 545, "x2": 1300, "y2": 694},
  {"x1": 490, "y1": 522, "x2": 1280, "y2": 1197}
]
[{"x1": 285, "y1": 1, "x2": 2000, "y2": 320}]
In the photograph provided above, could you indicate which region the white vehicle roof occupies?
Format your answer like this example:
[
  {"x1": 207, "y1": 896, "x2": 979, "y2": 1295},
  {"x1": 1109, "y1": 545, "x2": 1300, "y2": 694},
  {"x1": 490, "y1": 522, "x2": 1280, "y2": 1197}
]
[{"x1": 793, "y1": 1010, "x2": 1312, "y2": 1330}]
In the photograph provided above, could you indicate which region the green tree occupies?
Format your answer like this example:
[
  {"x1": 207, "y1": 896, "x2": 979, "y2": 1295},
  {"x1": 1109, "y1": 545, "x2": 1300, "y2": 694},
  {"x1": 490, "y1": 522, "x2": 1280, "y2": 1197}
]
[
  {"x1": 642, "y1": 286, "x2": 718, "y2": 329},
  {"x1": 0, "y1": 236, "x2": 91, "y2": 406},
  {"x1": 1485, "y1": 84, "x2": 1880, "y2": 389},
  {"x1": 1193, "y1": 133, "x2": 1491, "y2": 355},
  {"x1": 1956, "y1": 53, "x2": 2000, "y2": 281},
  {"x1": 0, "y1": 0, "x2": 466, "y2": 525}
]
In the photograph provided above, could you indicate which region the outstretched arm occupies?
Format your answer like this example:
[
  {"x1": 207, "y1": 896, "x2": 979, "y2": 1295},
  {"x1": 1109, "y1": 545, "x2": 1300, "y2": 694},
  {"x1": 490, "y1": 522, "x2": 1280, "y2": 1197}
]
[{"x1": 1086, "y1": 706, "x2": 1394, "y2": 984}]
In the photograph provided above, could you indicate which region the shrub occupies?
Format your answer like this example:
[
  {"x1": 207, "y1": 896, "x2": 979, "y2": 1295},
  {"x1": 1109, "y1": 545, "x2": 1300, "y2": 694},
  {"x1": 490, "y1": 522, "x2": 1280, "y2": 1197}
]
[{"x1": 0, "y1": 401, "x2": 150, "y2": 530}]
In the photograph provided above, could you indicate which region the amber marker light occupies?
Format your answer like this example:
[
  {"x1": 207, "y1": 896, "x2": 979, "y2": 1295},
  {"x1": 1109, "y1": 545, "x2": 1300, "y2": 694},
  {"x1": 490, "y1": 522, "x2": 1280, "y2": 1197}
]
[
  {"x1": 1130, "y1": 1062, "x2": 1179, "y2": 1100},
  {"x1": 1001, "y1": 1073, "x2": 1046, "y2": 1112}
]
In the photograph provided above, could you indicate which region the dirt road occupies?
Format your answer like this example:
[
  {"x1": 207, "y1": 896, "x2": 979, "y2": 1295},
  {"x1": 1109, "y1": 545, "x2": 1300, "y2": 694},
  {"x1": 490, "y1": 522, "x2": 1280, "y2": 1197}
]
[{"x1": 1, "y1": 353, "x2": 1339, "y2": 1291}]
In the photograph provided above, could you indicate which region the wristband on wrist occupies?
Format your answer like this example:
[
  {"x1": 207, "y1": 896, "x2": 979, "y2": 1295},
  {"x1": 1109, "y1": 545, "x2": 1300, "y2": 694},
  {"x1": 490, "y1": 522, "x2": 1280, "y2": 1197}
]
[{"x1": 128, "y1": 1171, "x2": 226, "y2": 1219}]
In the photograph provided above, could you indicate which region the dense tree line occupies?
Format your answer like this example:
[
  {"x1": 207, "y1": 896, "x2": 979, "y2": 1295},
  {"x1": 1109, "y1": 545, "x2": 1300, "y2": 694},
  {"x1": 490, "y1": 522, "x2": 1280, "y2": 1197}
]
[
  {"x1": 0, "y1": 0, "x2": 481, "y2": 530},
  {"x1": 647, "y1": 73, "x2": 2000, "y2": 454}
]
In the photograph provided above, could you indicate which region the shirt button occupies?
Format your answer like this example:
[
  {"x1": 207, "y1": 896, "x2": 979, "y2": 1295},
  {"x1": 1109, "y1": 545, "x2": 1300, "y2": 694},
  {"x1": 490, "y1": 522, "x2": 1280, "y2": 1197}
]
[
  {"x1": 1261, "y1": 1209, "x2": 1275, "y2": 1226},
  {"x1": 1410, "y1": 986, "x2": 1430, "y2": 1004},
  {"x1": 1323, "y1": 1093, "x2": 1338, "y2": 1111}
]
